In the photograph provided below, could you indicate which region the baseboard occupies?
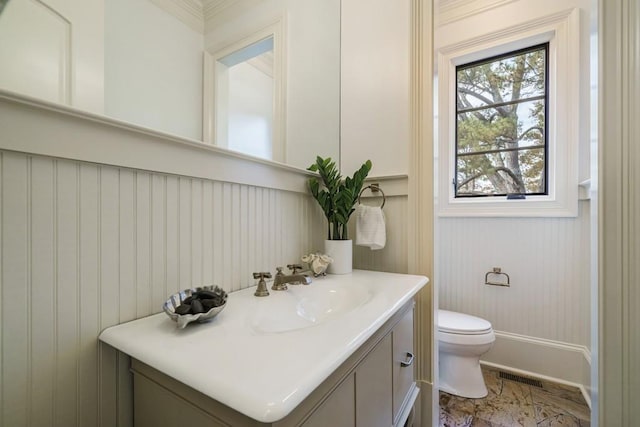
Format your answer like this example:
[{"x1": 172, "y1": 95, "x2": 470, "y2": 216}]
[{"x1": 482, "y1": 330, "x2": 591, "y2": 407}]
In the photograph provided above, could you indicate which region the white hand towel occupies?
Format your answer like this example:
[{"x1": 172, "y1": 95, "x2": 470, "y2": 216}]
[{"x1": 355, "y1": 205, "x2": 386, "y2": 250}]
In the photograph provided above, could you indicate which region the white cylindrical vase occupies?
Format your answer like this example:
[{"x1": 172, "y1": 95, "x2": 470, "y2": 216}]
[{"x1": 324, "y1": 239, "x2": 353, "y2": 274}]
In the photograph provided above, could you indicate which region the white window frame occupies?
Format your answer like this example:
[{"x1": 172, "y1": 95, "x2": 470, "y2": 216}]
[{"x1": 437, "y1": 9, "x2": 581, "y2": 217}]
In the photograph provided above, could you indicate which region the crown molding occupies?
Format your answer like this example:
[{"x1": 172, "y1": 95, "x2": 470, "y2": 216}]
[
  {"x1": 149, "y1": 0, "x2": 205, "y2": 33},
  {"x1": 147, "y1": 0, "x2": 253, "y2": 35},
  {"x1": 436, "y1": 0, "x2": 517, "y2": 27},
  {"x1": 203, "y1": 0, "x2": 240, "y2": 21},
  {"x1": 203, "y1": 0, "x2": 262, "y2": 33}
]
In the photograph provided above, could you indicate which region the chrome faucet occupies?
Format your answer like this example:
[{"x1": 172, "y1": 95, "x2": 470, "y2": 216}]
[{"x1": 271, "y1": 265, "x2": 312, "y2": 291}]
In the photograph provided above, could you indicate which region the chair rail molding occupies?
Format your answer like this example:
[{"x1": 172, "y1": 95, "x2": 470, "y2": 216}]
[{"x1": 0, "y1": 90, "x2": 312, "y2": 194}]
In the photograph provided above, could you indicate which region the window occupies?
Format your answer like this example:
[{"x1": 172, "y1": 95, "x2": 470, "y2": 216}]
[
  {"x1": 455, "y1": 44, "x2": 548, "y2": 198},
  {"x1": 437, "y1": 9, "x2": 581, "y2": 217}
]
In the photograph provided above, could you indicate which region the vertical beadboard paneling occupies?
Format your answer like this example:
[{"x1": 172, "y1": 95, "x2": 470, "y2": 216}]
[
  {"x1": 55, "y1": 160, "x2": 79, "y2": 426},
  {"x1": 211, "y1": 181, "x2": 224, "y2": 288},
  {"x1": 221, "y1": 183, "x2": 232, "y2": 290},
  {"x1": 239, "y1": 186, "x2": 249, "y2": 287},
  {"x1": 151, "y1": 174, "x2": 166, "y2": 311},
  {"x1": 30, "y1": 156, "x2": 56, "y2": 426},
  {"x1": 178, "y1": 177, "x2": 191, "y2": 290},
  {"x1": 98, "y1": 166, "x2": 120, "y2": 427},
  {"x1": 2, "y1": 152, "x2": 29, "y2": 427},
  {"x1": 201, "y1": 180, "x2": 213, "y2": 286},
  {"x1": 246, "y1": 186, "x2": 257, "y2": 280},
  {"x1": 119, "y1": 170, "x2": 136, "y2": 324},
  {"x1": 165, "y1": 176, "x2": 179, "y2": 298},
  {"x1": 191, "y1": 179, "x2": 203, "y2": 288},
  {"x1": 437, "y1": 202, "x2": 591, "y2": 346},
  {"x1": 135, "y1": 172, "x2": 152, "y2": 318},
  {"x1": 78, "y1": 163, "x2": 100, "y2": 427},
  {"x1": 0, "y1": 150, "x2": 324, "y2": 426},
  {"x1": 100, "y1": 166, "x2": 120, "y2": 330},
  {"x1": 230, "y1": 184, "x2": 241, "y2": 292}
]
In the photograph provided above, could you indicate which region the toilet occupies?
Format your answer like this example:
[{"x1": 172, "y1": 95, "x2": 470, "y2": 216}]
[{"x1": 438, "y1": 310, "x2": 495, "y2": 398}]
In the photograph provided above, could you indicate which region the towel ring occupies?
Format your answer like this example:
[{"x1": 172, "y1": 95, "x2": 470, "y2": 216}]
[{"x1": 358, "y1": 184, "x2": 386, "y2": 209}]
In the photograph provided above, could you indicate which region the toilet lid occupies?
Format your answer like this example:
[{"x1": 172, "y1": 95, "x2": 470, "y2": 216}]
[{"x1": 438, "y1": 310, "x2": 492, "y2": 335}]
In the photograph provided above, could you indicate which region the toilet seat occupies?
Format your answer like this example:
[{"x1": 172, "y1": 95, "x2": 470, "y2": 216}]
[{"x1": 438, "y1": 310, "x2": 492, "y2": 335}]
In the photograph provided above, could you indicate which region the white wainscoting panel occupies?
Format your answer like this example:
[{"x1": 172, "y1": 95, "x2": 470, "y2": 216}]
[
  {"x1": 437, "y1": 201, "x2": 591, "y2": 347},
  {"x1": 0, "y1": 150, "x2": 324, "y2": 426},
  {"x1": 483, "y1": 331, "x2": 591, "y2": 399}
]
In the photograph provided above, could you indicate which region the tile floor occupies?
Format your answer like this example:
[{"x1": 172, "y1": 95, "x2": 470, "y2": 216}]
[{"x1": 439, "y1": 365, "x2": 591, "y2": 427}]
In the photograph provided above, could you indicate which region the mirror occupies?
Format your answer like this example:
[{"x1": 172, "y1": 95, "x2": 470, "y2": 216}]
[
  {"x1": 214, "y1": 37, "x2": 276, "y2": 160},
  {"x1": 204, "y1": 26, "x2": 284, "y2": 163},
  {"x1": 0, "y1": 0, "x2": 340, "y2": 170}
]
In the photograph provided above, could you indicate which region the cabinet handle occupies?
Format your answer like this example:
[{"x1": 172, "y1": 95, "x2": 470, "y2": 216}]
[{"x1": 400, "y1": 352, "x2": 414, "y2": 367}]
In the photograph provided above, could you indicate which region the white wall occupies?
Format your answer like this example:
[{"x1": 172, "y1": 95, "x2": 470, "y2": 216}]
[
  {"x1": 340, "y1": 0, "x2": 411, "y2": 176},
  {"x1": 105, "y1": 0, "x2": 204, "y2": 140},
  {"x1": 286, "y1": 0, "x2": 340, "y2": 169},
  {"x1": 434, "y1": 0, "x2": 593, "y2": 387}
]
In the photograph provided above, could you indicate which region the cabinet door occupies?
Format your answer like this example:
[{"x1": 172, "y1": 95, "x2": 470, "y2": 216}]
[
  {"x1": 134, "y1": 373, "x2": 226, "y2": 427},
  {"x1": 392, "y1": 307, "x2": 415, "y2": 423},
  {"x1": 355, "y1": 333, "x2": 392, "y2": 427},
  {"x1": 303, "y1": 374, "x2": 355, "y2": 427}
]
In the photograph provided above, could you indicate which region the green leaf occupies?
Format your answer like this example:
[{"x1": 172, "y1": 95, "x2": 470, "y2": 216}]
[{"x1": 307, "y1": 156, "x2": 372, "y2": 239}]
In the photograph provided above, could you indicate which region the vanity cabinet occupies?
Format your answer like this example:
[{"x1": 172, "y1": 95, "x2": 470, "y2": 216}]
[
  {"x1": 354, "y1": 333, "x2": 393, "y2": 427},
  {"x1": 131, "y1": 300, "x2": 419, "y2": 427},
  {"x1": 393, "y1": 306, "x2": 415, "y2": 422}
]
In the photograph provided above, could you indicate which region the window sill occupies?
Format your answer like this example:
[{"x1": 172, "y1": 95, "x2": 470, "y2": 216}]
[{"x1": 437, "y1": 192, "x2": 579, "y2": 217}]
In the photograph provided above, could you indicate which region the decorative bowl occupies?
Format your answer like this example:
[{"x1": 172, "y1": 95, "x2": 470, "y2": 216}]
[{"x1": 163, "y1": 285, "x2": 228, "y2": 329}]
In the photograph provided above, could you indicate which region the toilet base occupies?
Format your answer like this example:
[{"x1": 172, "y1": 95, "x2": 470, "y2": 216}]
[{"x1": 439, "y1": 354, "x2": 488, "y2": 399}]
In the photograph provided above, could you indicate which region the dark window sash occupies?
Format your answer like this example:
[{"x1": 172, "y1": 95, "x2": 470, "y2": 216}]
[{"x1": 454, "y1": 42, "x2": 549, "y2": 198}]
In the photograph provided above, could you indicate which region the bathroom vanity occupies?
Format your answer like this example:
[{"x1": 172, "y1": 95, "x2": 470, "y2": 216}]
[{"x1": 99, "y1": 270, "x2": 428, "y2": 427}]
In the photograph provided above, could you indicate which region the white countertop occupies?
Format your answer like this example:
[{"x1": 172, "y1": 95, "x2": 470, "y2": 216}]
[{"x1": 98, "y1": 269, "x2": 428, "y2": 423}]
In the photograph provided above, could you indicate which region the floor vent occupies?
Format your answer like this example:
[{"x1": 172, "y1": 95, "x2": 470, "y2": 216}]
[{"x1": 499, "y1": 371, "x2": 544, "y2": 388}]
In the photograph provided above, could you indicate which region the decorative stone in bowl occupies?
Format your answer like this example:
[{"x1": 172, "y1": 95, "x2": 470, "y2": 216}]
[{"x1": 163, "y1": 286, "x2": 228, "y2": 329}]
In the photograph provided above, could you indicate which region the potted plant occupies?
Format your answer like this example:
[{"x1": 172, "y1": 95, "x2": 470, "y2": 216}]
[{"x1": 308, "y1": 156, "x2": 372, "y2": 274}]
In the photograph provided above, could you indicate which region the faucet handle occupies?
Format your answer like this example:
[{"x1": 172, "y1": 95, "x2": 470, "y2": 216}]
[
  {"x1": 275, "y1": 267, "x2": 284, "y2": 276},
  {"x1": 253, "y1": 272, "x2": 271, "y2": 297},
  {"x1": 287, "y1": 264, "x2": 303, "y2": 274}
]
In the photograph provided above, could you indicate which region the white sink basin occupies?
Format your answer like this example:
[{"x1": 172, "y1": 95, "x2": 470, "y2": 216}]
[
  {"x1": 98, "y1": 270, "x2": 428, "y2": 423},
  {"x1": 249, "y1": 283, "x2": 373, "y2": 333}
]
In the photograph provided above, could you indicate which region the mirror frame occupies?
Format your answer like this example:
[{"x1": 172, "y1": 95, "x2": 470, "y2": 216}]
[{"x1": 203, "y1": 20, "x2": 286, "y2": 163}]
